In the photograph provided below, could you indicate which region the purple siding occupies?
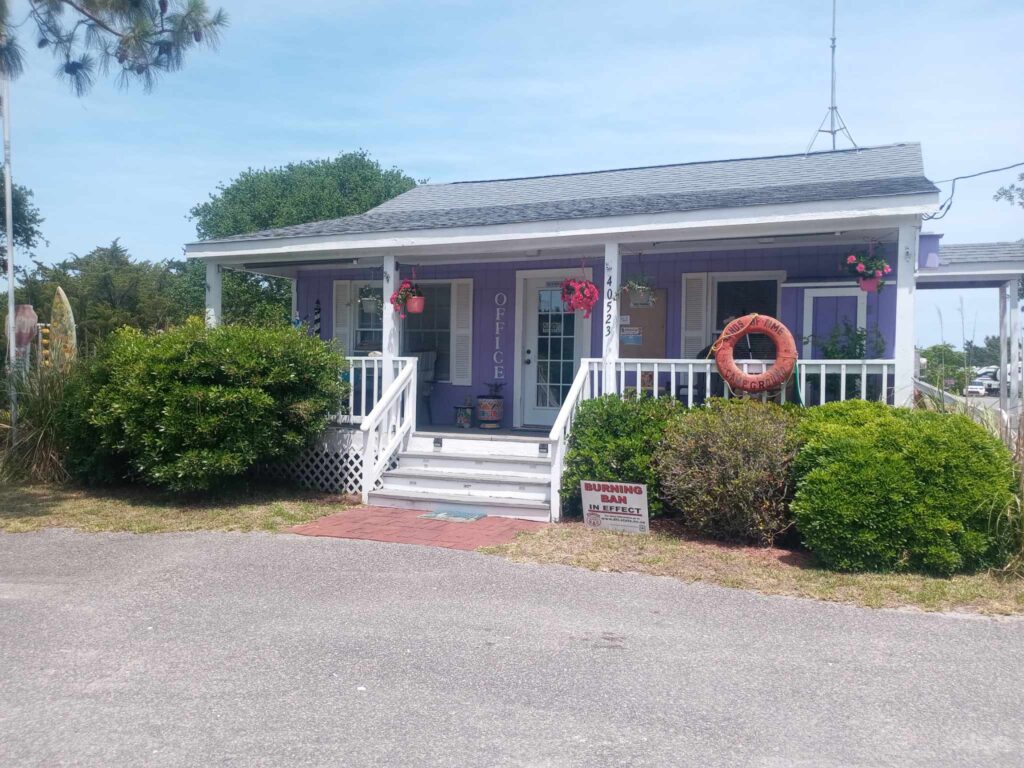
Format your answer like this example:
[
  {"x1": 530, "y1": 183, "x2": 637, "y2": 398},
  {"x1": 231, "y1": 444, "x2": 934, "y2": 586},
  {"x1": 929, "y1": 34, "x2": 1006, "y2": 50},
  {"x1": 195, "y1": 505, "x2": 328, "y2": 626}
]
[{"x1": 296, "y1": 241, "x2": 904, "y2": 426}]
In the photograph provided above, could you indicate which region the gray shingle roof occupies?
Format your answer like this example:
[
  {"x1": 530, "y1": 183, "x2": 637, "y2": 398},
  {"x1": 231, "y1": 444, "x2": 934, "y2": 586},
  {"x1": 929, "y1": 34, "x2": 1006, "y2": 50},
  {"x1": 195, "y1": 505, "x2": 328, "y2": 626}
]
[
  {"x1": 940, "y1": 241, "x2": 1024, "y2": 265},
  {"x1": 199, "y1": 143, "x2": 937, "y2": 245}
]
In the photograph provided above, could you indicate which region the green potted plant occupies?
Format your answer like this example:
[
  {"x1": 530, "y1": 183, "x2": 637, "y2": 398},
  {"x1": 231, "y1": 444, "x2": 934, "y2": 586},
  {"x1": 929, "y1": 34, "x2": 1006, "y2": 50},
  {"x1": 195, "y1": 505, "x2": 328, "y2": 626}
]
[
  {"x1": 616, "y1": 275, "x2": 656, "y2": 303},
  {"x1": 476, "y1": 381, "x2": 506, "y2": 429},
  {"x1": 358, "y1": 285, "x2": 384, "y2": 315},
  {"x1": 454, "y1": 396, "x2": 474, "y2": 429}
]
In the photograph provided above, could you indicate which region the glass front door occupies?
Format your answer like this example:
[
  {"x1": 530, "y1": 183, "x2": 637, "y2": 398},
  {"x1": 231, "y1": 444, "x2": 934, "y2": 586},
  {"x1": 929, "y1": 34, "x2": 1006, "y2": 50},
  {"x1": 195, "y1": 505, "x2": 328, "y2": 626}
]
[{"x1": 522, "y1": 277, "x2": 587, "y2": 427}]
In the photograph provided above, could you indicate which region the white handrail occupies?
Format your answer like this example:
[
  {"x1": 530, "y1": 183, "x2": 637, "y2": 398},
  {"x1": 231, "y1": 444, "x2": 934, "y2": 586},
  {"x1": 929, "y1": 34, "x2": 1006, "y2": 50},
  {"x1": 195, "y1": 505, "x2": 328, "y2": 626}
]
[
  {"x1": 358, "y1": 358, "x2": 418, "y2": 503},
  {"x1": 547, "y1": 359, "x2": 601, "y2": 522}
]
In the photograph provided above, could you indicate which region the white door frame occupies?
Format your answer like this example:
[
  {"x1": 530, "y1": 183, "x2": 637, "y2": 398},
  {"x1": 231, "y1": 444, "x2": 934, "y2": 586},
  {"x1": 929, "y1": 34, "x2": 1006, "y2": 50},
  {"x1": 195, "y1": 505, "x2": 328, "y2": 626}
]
[
  {"x1": 802, "y1": 286, "x2": 867, "y2": 358},
  {"x1": 513, "y1": 267, "x2": 592, "y2": 428}
]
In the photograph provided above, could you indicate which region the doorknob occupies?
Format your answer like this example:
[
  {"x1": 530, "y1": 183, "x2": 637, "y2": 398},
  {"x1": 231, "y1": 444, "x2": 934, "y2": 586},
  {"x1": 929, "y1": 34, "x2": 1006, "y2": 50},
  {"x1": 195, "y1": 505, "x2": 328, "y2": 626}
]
[{"x1": 525, "y1": 348, "x2": 532, "y2": 365}]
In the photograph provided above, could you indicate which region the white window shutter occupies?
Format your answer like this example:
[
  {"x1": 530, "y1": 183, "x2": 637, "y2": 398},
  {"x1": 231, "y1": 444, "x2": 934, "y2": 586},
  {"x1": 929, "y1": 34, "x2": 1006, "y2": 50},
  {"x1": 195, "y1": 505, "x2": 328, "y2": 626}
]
[
  {"x1": 450, "y1": 279, "x2": 474, "y2": 385},
  {"x1": 332, "y1": 280, "x2": 352, "y2": 353},
  {"x1": 680, "y1": 272, "x2": 709, "y2": 357}
]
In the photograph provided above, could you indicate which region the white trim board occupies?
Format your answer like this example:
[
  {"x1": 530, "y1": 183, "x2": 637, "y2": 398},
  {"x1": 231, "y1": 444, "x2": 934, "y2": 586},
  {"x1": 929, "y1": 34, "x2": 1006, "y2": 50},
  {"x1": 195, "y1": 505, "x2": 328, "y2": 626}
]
[{"x1": 801, "y1": 287, "x2": 868, "y2": 358}]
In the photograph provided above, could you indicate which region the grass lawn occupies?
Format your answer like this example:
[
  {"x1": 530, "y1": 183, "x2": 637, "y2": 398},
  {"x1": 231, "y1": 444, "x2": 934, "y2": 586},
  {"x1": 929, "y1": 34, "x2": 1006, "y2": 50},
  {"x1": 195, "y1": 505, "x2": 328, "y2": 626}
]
[
  {"x1": 0, "y1": 484, "x2": 351, "y2": 534},
  {"x1": 484, "y1": 522, "x2": 1024, "y2": 616}
]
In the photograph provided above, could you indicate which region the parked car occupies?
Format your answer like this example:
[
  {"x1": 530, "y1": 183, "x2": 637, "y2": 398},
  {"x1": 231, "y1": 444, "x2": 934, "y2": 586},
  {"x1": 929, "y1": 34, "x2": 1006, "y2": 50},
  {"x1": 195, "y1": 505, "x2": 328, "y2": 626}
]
[{"x1": 964, "y1": 379, "x2": 988, "y2": 397}]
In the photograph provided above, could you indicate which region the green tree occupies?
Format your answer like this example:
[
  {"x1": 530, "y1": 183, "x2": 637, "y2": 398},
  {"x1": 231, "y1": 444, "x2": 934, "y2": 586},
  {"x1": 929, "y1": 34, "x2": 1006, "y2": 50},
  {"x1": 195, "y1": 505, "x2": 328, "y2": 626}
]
[
  {"x1": 188, "y1": 151, "x2": 418, "y2": 324},
  {"x1": 17, "y1": 239, "x2": 183, "y2": 350},
  {"x1": 1, "y1": 1, "x2": 227, "y2": 94},
  {"x1": 0, "y1": 175, "x2": 44, "y2": 271},
  {"x1": 963, "y1": 335, "x2": 1002, "y2": 368},
  {"x1": 919, "y1": 342, "x2": 970, "y2": 392}
]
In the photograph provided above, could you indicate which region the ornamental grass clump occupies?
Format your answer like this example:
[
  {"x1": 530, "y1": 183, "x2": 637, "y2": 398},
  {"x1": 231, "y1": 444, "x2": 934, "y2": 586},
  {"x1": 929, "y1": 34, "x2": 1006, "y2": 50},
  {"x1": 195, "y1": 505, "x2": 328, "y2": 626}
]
[
  {"x1": 559, "y1": 395, "x2": 681, "y2": 517},
  {"x1": 656, "y1": 398, "x2": 803, "y2": 545},
  {"x1": 58, "y1": 318, "x2": 347, "y2": 492},
  {"x1": 792, "y1": 401, "x2": 1018, "y2": 575}
]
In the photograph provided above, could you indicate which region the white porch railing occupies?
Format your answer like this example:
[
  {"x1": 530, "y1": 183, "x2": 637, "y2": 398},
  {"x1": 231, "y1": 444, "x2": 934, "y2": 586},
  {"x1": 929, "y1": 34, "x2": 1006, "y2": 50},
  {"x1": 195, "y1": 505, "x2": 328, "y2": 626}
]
[
  {"x1": 547, "y1": 357, "x2": 895, "y2": 521},
  {"x1": 359, "y1": 358, "x2": 418, "y2": 503},
  {"x1": 338, "y1": 356, "x2": 414, "y2": 424}
]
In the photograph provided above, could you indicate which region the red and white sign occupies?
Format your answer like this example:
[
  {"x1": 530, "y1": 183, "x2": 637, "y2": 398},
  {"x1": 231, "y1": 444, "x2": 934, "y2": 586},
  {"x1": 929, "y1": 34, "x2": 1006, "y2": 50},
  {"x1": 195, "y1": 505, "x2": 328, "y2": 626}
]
[{"x1": 581, "y1": 481, "x2": 649, "y2": 534}]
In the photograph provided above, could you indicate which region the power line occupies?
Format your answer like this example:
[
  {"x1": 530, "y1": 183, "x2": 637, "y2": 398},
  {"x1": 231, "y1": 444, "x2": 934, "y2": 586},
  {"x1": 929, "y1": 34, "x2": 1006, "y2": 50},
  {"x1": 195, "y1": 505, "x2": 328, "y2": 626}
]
[{"x1": 924, "y1": 160, "x2": 1024, "y2": 221}]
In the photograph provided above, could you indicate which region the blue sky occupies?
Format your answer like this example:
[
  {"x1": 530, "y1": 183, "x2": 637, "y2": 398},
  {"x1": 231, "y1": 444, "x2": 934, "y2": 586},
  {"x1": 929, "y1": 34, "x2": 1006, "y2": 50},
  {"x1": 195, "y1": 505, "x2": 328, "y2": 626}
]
[{"x1": 6, "y1": 0, "x2": 1024, "y2": 347}]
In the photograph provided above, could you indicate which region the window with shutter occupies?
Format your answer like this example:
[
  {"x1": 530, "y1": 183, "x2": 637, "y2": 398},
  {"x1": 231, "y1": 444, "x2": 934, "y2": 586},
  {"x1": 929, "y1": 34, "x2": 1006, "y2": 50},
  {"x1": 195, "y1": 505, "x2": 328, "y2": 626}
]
[
  {"x1": 450, "y1": 279, "x2": 474, "y2": 386},
  {"x1": 332, "y1": 280, "x2": 352, "y2": 353},
  {"x1": 680, "y1": 273, "x2": 709, "y2": 358}
]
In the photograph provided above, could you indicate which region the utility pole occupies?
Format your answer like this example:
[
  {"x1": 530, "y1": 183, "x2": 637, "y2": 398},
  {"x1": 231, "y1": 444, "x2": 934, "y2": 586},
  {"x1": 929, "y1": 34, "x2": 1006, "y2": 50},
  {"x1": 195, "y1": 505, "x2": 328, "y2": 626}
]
[{"x1": 2, "y1": 56, "x2": 15, "y2": 432}]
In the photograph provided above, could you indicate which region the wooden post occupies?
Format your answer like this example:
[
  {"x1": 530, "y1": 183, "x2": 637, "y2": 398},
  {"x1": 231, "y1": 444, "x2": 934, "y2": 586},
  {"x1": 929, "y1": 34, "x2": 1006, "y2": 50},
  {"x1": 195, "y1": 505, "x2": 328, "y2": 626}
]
[
  {"x1": 603, "y1": 242, "x2": 621, "y2": 394},
  {"x1": 205, "y1": 261, "x2": 222, "y2": 328},
  {"x1": 381, "y1": 254, "x2": 399, "y2": 387},
  {"x1": 893, "y1": 224, "x2": 918, "y2": 406}
]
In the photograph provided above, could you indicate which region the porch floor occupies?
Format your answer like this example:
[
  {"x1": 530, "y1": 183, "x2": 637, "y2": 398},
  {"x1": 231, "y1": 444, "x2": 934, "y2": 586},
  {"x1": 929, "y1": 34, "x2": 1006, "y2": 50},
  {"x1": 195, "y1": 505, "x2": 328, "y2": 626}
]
[
  {"x1": 414, "y1": 425, "x2": 550, "y2": 440},
  {"x1": 290, "y1": 506, "x2": 546, "y2": 550}
]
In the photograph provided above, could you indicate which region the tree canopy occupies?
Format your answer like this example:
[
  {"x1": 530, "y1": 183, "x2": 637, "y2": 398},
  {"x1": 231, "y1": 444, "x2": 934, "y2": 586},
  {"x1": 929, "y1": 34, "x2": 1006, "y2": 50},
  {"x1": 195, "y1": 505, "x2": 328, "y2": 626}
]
[
  {"x1": 187, "y1": 150, "x2": 418, "y2": 324},
  {"x1": 0, "y1": 1, "x2": 228, "y2": 93},
  {"x1": 0, "y1": 173, "x2": 44, "y2": 270},
  {"x1": 189, "y1": 150, "x2": 418, "y2": 240}
]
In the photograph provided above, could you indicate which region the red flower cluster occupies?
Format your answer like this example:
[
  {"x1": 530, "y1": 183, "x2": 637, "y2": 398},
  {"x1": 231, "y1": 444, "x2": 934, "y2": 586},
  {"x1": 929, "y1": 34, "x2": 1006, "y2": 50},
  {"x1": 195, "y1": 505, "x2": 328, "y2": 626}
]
[
  {"x1": 844, "y1": 247, "x2": 892, "y2": 290},
  {"x1": 390, "y1": 279, "x2": 422, "y2": 319},
  {"x1": 560, "y1": 278, "x2": 600, "y2": 318}
]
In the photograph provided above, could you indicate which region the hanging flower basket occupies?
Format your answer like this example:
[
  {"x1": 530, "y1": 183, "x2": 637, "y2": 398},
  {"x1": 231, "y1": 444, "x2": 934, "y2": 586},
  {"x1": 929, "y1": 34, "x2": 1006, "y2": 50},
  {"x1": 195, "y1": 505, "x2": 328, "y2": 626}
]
[
  {"x1": 560, "y1": 278, "x2": 600, "y2": 318},
  {"x1": 389, "y1": 279, "x2": 423, "y2": 319},
  {"x1": 358, "y1": 285, "x2": 384, "y2": 316},
  {"x1": 844, "y1": 246, "x2": 892, "y2": 292}
]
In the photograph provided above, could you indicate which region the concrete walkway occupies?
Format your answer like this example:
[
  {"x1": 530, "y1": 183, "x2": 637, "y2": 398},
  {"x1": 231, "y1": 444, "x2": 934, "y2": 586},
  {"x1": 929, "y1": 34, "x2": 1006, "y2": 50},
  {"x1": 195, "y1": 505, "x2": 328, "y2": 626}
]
[
  {"x1": 290, "y1": 506, "x2": 545, "y2": 549},
  {"x1": 2, "y1": 529, "x2": 1022, "y2": 767}
]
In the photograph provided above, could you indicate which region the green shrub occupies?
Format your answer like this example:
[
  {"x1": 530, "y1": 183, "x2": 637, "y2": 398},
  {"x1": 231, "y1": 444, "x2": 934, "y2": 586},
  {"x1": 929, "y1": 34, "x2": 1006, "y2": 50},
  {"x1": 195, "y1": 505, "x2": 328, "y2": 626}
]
[
  {"x1": 792, "y1": 401, "x2": 1018, "y2": 575},
  {"x1": 59, "y1": 318, "x2": 347, "y2": 492},
  {"x1": 656, "y1": 398, "x2": 803, "y2": 545},
  {"x1": 560, "y1": 395, "x2": 681, "y2": 517}
]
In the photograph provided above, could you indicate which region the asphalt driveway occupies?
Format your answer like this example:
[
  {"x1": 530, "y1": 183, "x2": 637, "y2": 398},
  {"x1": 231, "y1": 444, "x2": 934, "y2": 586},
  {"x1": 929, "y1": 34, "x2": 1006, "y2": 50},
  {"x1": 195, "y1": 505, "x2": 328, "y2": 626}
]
[{"x1": 2, "y1": 529, "x2": 1022, "y2": 767}]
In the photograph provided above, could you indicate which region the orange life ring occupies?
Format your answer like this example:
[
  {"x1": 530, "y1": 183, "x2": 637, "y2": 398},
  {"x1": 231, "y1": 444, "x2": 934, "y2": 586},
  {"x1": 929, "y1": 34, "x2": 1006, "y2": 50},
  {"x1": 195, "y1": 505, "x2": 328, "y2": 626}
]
[{"x1": 712, "y1": 314, "x2": 798, "y2": 394}]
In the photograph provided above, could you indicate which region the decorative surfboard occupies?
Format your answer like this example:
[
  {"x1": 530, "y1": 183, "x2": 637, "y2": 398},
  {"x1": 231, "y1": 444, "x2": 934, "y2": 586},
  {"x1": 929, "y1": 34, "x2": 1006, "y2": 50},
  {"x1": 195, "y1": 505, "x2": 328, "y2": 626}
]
[{"x1": 50, "y1": 286, "x2": 77, "y2": 367}]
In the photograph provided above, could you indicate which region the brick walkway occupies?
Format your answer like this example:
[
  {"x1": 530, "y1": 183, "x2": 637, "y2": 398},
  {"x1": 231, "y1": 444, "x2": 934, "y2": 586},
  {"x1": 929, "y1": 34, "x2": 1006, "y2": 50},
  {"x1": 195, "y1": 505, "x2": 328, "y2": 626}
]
[{"x1": 290, "y1": 506, "x2": 546, "y2": 550}]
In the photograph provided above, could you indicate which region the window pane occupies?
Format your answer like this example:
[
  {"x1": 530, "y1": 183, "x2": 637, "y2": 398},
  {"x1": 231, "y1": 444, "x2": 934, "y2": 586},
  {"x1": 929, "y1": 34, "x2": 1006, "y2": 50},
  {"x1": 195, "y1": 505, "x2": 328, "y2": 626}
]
[
  {"x1": 715, "y1": 280, "x2": 777, "y2": 329},
  {"x1": 402, "y1": 284, "x2": 452, "y2": 380}
]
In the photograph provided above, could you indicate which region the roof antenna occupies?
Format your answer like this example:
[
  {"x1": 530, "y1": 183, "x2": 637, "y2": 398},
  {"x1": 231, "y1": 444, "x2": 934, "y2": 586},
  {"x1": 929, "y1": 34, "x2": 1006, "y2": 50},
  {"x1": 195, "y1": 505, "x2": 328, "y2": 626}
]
[{"x1": 806, "y1": 0, "x2": 858, "y2": 153}]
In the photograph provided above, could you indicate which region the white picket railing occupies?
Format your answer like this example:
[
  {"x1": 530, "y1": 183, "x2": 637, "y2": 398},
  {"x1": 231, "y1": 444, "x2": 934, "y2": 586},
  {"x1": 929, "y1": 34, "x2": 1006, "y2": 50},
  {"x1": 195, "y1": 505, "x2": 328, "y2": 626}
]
[
  {"x1": 547, "y1": 357, "x2": 895, "y2": 521},
  {"x1": 338, "y1": 356, "x2": 413, "y2": 424},
  {"x1": 359, "y1": 358, "x2": 418, "y2": 503}
]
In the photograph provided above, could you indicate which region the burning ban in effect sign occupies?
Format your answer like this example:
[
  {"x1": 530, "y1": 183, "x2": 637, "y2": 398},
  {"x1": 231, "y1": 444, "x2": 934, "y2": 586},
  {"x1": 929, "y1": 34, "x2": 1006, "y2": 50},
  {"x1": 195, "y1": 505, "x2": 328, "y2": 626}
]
[{"x1": 581, "y1": 481, "x2": 650, "y2": 534}]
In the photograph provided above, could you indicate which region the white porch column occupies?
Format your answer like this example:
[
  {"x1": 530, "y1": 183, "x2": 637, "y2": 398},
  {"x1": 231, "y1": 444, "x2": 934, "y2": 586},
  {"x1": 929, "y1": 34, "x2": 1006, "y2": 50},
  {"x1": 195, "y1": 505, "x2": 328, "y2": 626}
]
[
  {"x1": 602, "y1": 242, "x2": 621, "y2": 393},
  {"x1": 893, "y1": 223, "x2": 919, "y2": 406},
  {"x1": 290, "y1": 278, "x2": 298, "y2": 323},
  {"x1": 1011, "y1": 287, "x2": 1021, "y2": 413},
  {"x1": 999, "y1": 281, "x2": 1009, "y2": 414},
  {"x1": 204, "y1": 261, "x2": 222, "y2": 328},
  {"x1": 381, "y1": 254, "x2": 399, "y2": 387}
]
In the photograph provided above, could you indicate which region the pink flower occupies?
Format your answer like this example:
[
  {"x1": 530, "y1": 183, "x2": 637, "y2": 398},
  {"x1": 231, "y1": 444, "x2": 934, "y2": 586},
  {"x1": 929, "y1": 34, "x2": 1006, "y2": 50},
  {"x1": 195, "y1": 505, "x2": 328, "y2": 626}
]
[
  {"x1": 856, "y1": 263, "x2": 866, "y2": 273},
  {"x1": 883, "y1": 264, "x2": 892, "y2": 274},
  {"x1": 874, "y1": 270, "x2": 883, "y2": 278},
  {"x1": 846, "y1": 254, "x2": 857, "y2": 264}
]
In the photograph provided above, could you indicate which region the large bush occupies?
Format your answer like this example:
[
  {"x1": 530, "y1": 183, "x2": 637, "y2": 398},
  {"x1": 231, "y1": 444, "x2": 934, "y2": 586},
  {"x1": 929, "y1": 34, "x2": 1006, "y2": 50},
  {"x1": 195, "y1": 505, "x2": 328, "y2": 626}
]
[
  {"x1": 59, "y1": 319, "x2": 347, "y2": 492},
  {"x1": 657, "y1": 398, "x2": 803, "y2": 545},
  {"x1": 560, "y1": 395, "x2": 681, "y2": 517},
  {"x1": 792, "y1": 400, "x2": 1018, "y2": 575}
]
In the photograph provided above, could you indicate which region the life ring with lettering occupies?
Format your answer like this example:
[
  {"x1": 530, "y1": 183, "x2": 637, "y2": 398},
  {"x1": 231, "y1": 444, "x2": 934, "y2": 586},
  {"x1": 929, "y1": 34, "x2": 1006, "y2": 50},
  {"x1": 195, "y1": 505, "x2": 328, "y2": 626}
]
[{"x1": 712, "y1": 314, "x2": 798, "y2": 394}]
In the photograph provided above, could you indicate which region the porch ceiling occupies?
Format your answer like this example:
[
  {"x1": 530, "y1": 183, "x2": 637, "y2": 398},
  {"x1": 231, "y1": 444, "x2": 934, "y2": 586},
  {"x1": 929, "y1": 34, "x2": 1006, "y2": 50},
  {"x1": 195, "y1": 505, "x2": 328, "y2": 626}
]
[{"x1": 227, "y1": 225, "x2": 910, "y2": 280}]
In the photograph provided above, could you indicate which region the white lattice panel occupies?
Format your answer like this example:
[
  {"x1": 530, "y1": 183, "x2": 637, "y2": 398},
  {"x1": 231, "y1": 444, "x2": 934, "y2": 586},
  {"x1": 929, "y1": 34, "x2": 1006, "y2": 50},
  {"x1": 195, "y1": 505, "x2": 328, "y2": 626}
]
[{"x1": 260, "y1": 426, "x2": 398, "y2": 494}]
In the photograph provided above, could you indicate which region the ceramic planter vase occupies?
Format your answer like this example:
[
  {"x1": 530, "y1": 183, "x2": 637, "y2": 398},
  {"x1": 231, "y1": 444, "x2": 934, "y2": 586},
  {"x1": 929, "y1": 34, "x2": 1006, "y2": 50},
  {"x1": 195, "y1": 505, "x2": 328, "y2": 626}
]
[
  {"x1": 454, "y1": 405, "x2": 474, "y2": 429},
  {"x1": 476, "y1": 396, "x2": 503, "y2": 429}
]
